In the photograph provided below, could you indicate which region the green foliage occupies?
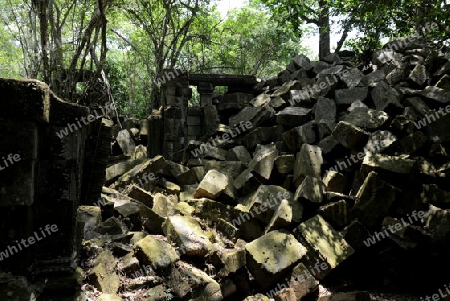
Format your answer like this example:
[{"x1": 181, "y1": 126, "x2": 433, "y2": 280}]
[
  {"x1": 183, "y1": 2, "x2": 308, "y2": 78},
  {"x1": 2, "y1": 0, "x2": 448, "y2": 119}
]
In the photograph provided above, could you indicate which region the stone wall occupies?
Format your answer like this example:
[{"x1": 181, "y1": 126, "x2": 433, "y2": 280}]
[{"x1": 0, "y1": 78, "x2": 102, "y2": 275}]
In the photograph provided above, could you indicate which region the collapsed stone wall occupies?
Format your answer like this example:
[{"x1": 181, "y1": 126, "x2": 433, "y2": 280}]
[{"x1": 85, "y1": 39, "x2": 450, "y2": 300}]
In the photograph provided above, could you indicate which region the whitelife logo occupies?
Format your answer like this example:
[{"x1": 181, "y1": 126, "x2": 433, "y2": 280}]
[
  {"x1": 362, "y1": 210, "x2": 426, "y2": 247},
  {"x1": 0, "y1": 153, "x2": 21, "y2": 171},
  {"x1": 55, "y1": 103, "x2": 116, "y2": 139},
  {"x1": 190, "y1": 121, "x2": 253, "y2": 158},
  {"x1": 0, "y1": 224, "x2": 58, "y2": 261},
  {"x1": 413, "y1": 105, "x2": 450, "y2": 130}
]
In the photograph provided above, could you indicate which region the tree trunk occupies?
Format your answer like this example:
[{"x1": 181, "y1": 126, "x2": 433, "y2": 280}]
[{"x1": 318, "y1": 0, "x2": 330, "y2": 60}]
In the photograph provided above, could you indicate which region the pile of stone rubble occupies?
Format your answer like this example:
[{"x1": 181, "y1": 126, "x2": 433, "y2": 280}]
[{"x1": 77, "y1": 39, "x2": 450, "y2": 301}]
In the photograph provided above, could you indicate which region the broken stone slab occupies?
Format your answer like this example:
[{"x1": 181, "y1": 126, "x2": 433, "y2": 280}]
[
  {"x1": 318, "y1": 135, "x2": 341, "y2": 156},
  {"x1": 162, "y1": 215, "x2": 214, "y2": 257},
  {"x1": 249, "y1": 143, "x2": 279, "y2": 181},
  {"x1": 420, "y1": 86, "x2": 450, "y2": 103},
  {"x1": 214, "y1": 249, "x2": 247, "y2": 277},
  {"x1": 105, "y1": 157, "x2": 147, "y2": 182},
  {"x1": 245, "y1": 230, "x2": 307, "y2": 289},
  {"x1": 317, "y1": 121, "x2": 334, "y2": 141},
  {"x1": 114, "y1": 155, "x2": 166, "y2": 190},
  {"x1": 353, "y1": 171, "x2": 400, "y2": 228},
  {"x1": 169, "y1": 261, "x2": 223, "y2": 300},
  {"x1": 127, "y1": 186, "x2": 154, "y2": 208},
  {"x1": 229, "y1": 106, "x2": 273, "y2": 129},
  {"x1": 137, "y1": 204, "x2": 166, "y2": 235},
  {"x1": 133, "y1": 235, "x2": 179, "y2": 271},
  {"x1": 276, "y1": 107, "x2": 312, "y2": 127},
  {"x1": 323, "y1": 53, "x2": 343, "y2": 64},
  {"x1": 282, "y1": 122, "x2": 316, "y2": 151},
  {"x1": 311, "y1": 61, "x2": 332, "y2": 75},
  {"x1": 216, "y1": 218, "x2": 241, "y2": 241},
  {"x1": 340, "y1": 107, "x2": 389, "y2": 130},
  {"x1": 227, "y1": 145, "x2": 252, "y2": 165},
  {"x1": 408, "y1": 64, "x2": 428, "y2": 87},
  {"x1": 120, "y1": 252, "x2": 140, "y2": 276},
  {"x1": 315, "y1": 96, "x2": 336, "y2": 127},
  {"x1": 313, "y1": 74, "x2": 339, "y2": 98},
  {"x1": 204, "y1": 160, "x2": 244, "y2": 178},
  {"x1": 317, "y1": 65, "x2": 344, "y2": 76},
  {"x1": 285, "y1": 262, "x2": 319, "y2": 300},
  {"x1": 332, "y1": 121, "x2": 369, "y2": 149},
  {"x1": 77, "y1": 206, "x2": 102, "y2": 232},
  {"x1": 264, "y1": 198, "x2": 302, "y2": 233},
  {"x1": 161, "y1": 160, "x2": 189, "y2": 179},
  {"x1": 348, "y1": 100, "x2": 368, "y2": 112},
  {"x1": 177, "y1": 166, "x2": 204, "y2": 186},
  {"x1": 318, "y1": 200, "x2": 351, "y2": 229},
  {"x1": 339, "y1": 68, "x2": 365, "y2": 88},
  {"x1": 270, "y1": 96, "x2": 287, "y2": 108},
  {"x1": 323, "y1": 170, "x2": 347, "y2": 193},
  {"x1": 292, "y1": 54, "x2": 313, "y2": 70},
  {"x1": 153, "y1": 178, "x2": 181, "y2": 195},
  {"x1": 152, "y1": 193, "x2": 177, "y2": 217},
  {"x1": 233, "y1": 168, "x2": 260, "y2": 195},
  {"x1": 294, "y1": 175, "x2": 326, "y2": 204},
  {"x1": 251, "y1": 93, "x2": 271, "y2": 107},
  {"x1": 436, "y1": 74, "x2": 450, "y2": 90},
  {"x1": 373, "y1": 48, "x2": 403, "y2": 66},
  {"x1": 87, "y1": 250, "x2": 120, "y2": 294},
  {"x1": 364, "y1": 130, "x2": 397, "y2": 155},
  {"x1": 278, "y1": 70, "x2": 291, "y2": 84},
  {"x1": 110, "y1": 242, "x2": 133, "y2": 257},
  {"x1": 386, "y1": 131, "x2": 427, "y2": 155},
  {"x1": 335, "y1": 87, "x2": 368, "y2": 105},
  {"x1": 202, "y1": 145, "x2": 229, "y2": 161},
  {"x1": 188, "y1": 198, "x2": 240, "y2": 223},
  {"x1": 237, "y1": 185, "x2": 299, "y2": 224},
  {"x1": 318, "y1": 291, "x2": 371, "y2": 301},
  {"x1": 289, "y1": 90, "x2": 313, "y2": 106},
  {"x1": 275, "y1": 154, "x2": 295, "y2": 174},
  {"x1": 116, "y1": 129, "x2": 136, "y2": 156},
  {"x1": 273, "y1": 80, "x2": 302, "y2": 100},
  {"x1": 365, "y1": 70, "x2": 385, "y2": 87},
  {"x1": 94, "y1": 217, "x2": 127, "y2": 235},
  {"x1": 194, "y1": 169, "x2": 236, "y2": 200},
  {"x1": 386, "y1": 65, "x2": 407, "y2": 85},
  {"x1": 293, "y1": 144, "x2": 323, "y2": 187},
  {"x1": 290, "y1": 69, "x2": 308, "y2": 80},
  {"x1": 405, "y1": 97, "x2": 432, "y2": 116},
  {"x1": 360, "y1": 153, "x2": 416, "y2": 179},
  {"x1": 242, "y1": 125, "x2": 284, "y2": 150},
  {"x1": 342, "y1": 220, "x2": 371, "y2": 250},
  {"x1": 294, "y1": 215, "x2": 354, "y2": 279},
  {"x1": 174, "y1": 201, "x2": 195, "y2": 216},
  {"x1": 371, "y1": 81, "x2": 403, "y2": 111}
]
